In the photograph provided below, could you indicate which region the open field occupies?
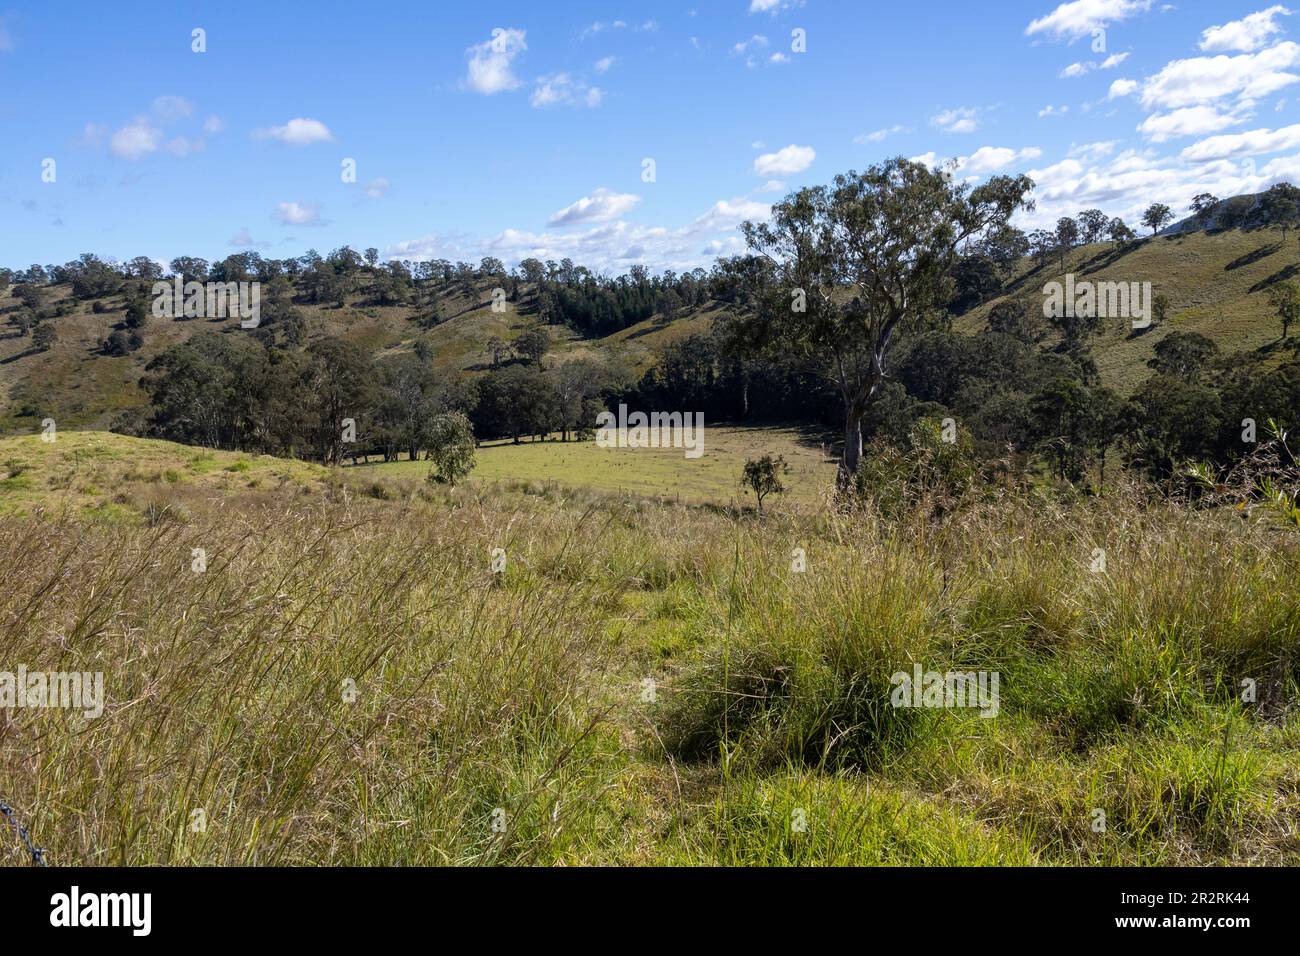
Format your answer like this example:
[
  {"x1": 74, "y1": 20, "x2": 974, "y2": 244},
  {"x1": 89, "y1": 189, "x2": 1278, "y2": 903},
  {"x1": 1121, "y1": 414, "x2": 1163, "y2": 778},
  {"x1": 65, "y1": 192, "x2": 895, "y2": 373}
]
[
  {"x1": 2, "y1": 432, "x2": 1297, "y2": 865},
  {"x1": 353, "y1": 424, "x2": 839, "y2": 506}
]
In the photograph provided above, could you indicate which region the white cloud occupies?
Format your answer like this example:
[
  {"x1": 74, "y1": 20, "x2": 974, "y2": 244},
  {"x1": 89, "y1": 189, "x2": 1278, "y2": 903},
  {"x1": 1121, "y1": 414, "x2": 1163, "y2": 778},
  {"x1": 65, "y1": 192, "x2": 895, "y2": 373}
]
[
  {"x1": 258, "y1": 118, "x2": 334, "y2": 145},
  {"x1": 1179, "y1": 122, "x2": 1300, "y2": 160},
  {"x1": 962, "y1": 145, "x2": 1044, "y2": 173},
  {"x1": 365, "y1": 177, "x2": 390, "y2": 199},
  {"x1": 1101, "y1": 51, "x2": 1130, "y2": 68},
  {"x1": 1138, "y1": 105, "x2": 1248, "y2": 141},
  {"x1": 756, "y1": 179, "x2": 787, "y2": 193},
  {"x1": 273, "y1": 201, "x2": 324, "y2": 226},
  {"x1": 932, "y1": 106, "x2": 980, "y2": 133},
  {"x1": 548, "y1": 188, "x2": 641, "y2": 226},
  {"x1": 1140, "y1": 42, "x2": 1300, "y2": 111},
  {"x1": 531, "y1": 74, "x2": 603, "y2": 108},
  {"x1": 202, "y1": 116, "x2": 225, "y2": 135},
  {"x1": 594, "y1": 56, "x2": 616, "y2": 73},
  {"x1": 1025, "y1": 0, "x2": 1152, "y2": 41},
  {"x1": 580, "y1": 20, "x2": 628, "y2": 40},
  {"x1": 1039, "y1": 104, "x2": 1071, "y2": 116},
  {"x1": 109, "y1": 118, "x2": 162, "y2": 160},
  {"x1": 749, "y1": 0, "x2": 801, "y2": 12},
  {"x1": 1061, "y1": 61, "x2": 1092, "y2": 78},
  {"x1": 464, "y1": 27, "x2": 526, "y2": 94},
  {"x1": 754, "y1": 144, "x2": 815, "y2": 175},
  {"x1": 770, "y1": 52, "x2": 790, "y2": 64},
  {"x1": 1200, "y1": 6, "x2": 1292, "y2": 53},
  {"x1": 732, "y1": 35, "x2": 769, "y2": 54},
  {"x1": 1108, "y1": 77, "x2": 1139, "y2": 98},
  {"x1": 388, "y1": 194, "x2": 772, "y2": 273}
]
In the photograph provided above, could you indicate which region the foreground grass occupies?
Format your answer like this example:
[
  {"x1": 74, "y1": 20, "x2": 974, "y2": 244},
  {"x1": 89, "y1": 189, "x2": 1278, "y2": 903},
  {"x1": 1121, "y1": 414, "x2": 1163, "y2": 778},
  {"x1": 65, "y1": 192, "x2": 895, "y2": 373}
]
[{"x1": 1, "y1": 433, "x2": 1297, "y2": 865}]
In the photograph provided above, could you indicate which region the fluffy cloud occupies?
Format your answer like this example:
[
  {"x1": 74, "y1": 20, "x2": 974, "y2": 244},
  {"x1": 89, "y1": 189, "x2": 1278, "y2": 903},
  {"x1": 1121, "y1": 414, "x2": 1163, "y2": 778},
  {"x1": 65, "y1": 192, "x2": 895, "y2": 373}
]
[
  {"x1": 258, "y1": 118, "x2": 334, "y2": 145},
  {"x1": 1140, "y1": 42, "x2": 1300, "y2": 111},
  {"x1": 273, "y1": 201, "x2": 324, "y2": 226},
  {"x1": 1025, "y1": 0, "x2": 1152, "y2": 41},
  {"x1": 1108, "y1": 77, "x2": 1139, "y2": 98},
  {"x1": 1200, "y1": 6, "x2": 1292, "y2": 53},
  {"x1": 109, "y1": 118, "x2": 162, "y2": 160},
  {"x1": 1016, "y1": 144, "x2": 1300, "y2": 233},
  {"x1": 753, "y1": 144, "x2": 815, "y2": 176},
  {"x1": 594, "y1": 56, "x2": 616, "y2": 73},
  {"x1": 1039, "y1": 104, "x2": 1070, "y2": 117},
  {"x1": 1180, "y1": 123, "x2": 1300, "y2": 160},
  {"x1": 531, "y1": 74, "x2": 603, "y2": 108},
  {"x1": 548, "y1": 188, "x2": 641, "y2": 226},
  {"x1": 1138, "y1": 105, "x2": 1248, "y2": 142},
  {"x1": 962, "y1": 145, "x2": 1044, "y2": 173},
  {"x1": 464, "y1": 27, "x2": 526, "y2": 94}
]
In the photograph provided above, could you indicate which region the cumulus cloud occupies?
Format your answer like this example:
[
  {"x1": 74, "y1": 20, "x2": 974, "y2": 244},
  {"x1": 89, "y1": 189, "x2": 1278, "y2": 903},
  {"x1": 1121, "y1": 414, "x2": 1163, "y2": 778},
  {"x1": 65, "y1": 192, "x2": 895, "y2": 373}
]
[
  {"x1": 273, "y1": 201, "x2": 325, "y2": 226},
  {"x1": 1138, "y1": 105, "x2": 1248, "y2": 142},
  {"x1": 1025, "y1": 0, "x2": 1153, "y2": 41},
  {"x1": 1180, "y1": 122, "x2": 1300, "y2": 160},
  {"x1": 1200, "y1": 5, "x2": 1292, "y2": 53},
  {"x1": 1039, "y1": 104, "x2": 1071, "y2": 117},
  {"x1": 257, "y1": 118, "x2": 334, "y2": 145},
  {"x1": 754, "y1": 144, "x2": 815, "y2": 176},
  {"x1": 1140, "y1": 42, "x2": 1300, "y2": 111},
  {"x1": 464, "y1": 27, "x2": 526, "y2": 94},
  {"x1": 962, "y1": 145, "x2": 1044, "y2": 173},
  {"x1": 1108, "y1": 77, "x2": 1139, "y2": 98},
  {"x1": 109, "y1": 118, "x2": 162, "y2": 160},
  {"x1": 548, "y1": 188, "x2": 641, "y2": 226}
]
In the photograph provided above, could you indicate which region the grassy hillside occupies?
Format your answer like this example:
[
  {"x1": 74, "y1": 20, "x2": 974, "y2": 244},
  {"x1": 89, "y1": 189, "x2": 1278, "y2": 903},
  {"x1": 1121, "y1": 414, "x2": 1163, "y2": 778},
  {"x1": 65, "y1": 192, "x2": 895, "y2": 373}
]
[
  {"x1": 962, "y1": 226, "x2": 1300, "y2": 395},
  {"x1": 5, "y1": 225, "x2": 1298, "y2": 436},
  {"x1": 2, "y1": 431, "x2": 1296, "y2": 865}
]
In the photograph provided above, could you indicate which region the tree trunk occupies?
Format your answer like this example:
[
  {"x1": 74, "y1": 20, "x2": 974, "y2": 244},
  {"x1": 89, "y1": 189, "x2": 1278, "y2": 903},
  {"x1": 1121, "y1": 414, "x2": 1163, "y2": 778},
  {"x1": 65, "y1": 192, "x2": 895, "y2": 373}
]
[{"x1": 838, "y1": 408, "x2": 863, "y2": 487}]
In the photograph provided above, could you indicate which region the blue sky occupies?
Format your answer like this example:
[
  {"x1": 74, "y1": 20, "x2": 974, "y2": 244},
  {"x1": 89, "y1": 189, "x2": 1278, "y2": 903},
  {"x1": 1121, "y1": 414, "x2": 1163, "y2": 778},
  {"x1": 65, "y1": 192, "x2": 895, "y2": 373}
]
[{"x1": 3, "y1": 1, "x2": 1300, "y2": 273}]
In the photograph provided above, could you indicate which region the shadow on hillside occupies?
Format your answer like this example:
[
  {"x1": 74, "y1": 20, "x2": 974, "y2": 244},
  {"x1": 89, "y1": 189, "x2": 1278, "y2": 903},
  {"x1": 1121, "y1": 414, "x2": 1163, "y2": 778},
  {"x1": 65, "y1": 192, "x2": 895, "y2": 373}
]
[
  {"x1": 1249, "y1": 263, "x2": 1300, "y2": 293},
  {"x1": 1078, "y1": 242, "x2": 1142, "y2": 275},
  {"x1": 623, "y1": 314, "x2": 678, "y2": 340},
  {"x1": 0, "y1": 347, "x2": 38, "y2": 365},
  {"x1": 1225, "y1": 243, "x2": 1280, "y2": 271}
]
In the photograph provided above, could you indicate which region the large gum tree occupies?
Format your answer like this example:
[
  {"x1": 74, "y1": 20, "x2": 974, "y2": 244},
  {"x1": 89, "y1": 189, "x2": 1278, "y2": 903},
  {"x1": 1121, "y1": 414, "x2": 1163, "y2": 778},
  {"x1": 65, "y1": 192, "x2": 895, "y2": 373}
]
[{"x1": 735, "y1": 158, "x2": 1034, "y2": 487}]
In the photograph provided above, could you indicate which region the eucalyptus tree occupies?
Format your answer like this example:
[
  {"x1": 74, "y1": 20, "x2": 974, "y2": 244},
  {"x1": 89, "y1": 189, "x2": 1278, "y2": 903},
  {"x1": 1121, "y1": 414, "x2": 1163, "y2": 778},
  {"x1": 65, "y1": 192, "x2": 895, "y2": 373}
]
[{"x1": 735, "y1": 158, "x2": 1034, "y2": 485}]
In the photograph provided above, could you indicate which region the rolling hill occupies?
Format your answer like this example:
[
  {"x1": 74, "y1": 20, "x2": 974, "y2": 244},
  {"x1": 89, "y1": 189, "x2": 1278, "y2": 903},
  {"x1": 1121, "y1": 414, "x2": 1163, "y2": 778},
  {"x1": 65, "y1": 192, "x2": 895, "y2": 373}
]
[{"x1": 3, "y1": 222, "x2": 1299, "y2": 434}]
